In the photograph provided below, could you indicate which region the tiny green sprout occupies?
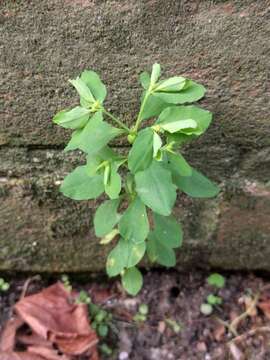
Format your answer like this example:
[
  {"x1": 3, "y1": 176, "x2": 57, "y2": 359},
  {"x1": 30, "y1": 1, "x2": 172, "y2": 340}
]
[
  {"x1": 98, "y1": 323, "x2": 109, "y2": 337},
  {"x1": 53, "y1": 64, "x2": 219, "y2": 296},
  {"x1": 200, "y1": 303, "x2": 213, "y2": 316},
  {"x1": 76, "y1": 290, "x2": 91, "y2": 304},
  {"x1": 207, "y1": 294, "x2": 222, "y2": 306},
  {"x1": 0, "y1": 278, "x2": 10, "y2": 292},
  {"x1": 61, "y1": 274, "x2": 72, "y2": 292},
  {"x1": 165, "y1": 318, "x2": 182, "y2": 334},
  {"x1": 207, "y1": 273, "x2": 225, "y2": 288},
  {"x1": 100, "y1": 343, "x2": 113, "y2": 356},
  {"x1": 134, "y1": 303, "x2": 149, "y2": 322},
  {"x1": 139, "y1": 304, "x2": 149, "y2": 315}
]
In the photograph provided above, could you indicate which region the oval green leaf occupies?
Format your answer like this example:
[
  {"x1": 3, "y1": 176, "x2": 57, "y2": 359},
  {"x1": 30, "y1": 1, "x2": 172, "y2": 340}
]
[
  {"x1": 94, "y1": 199, "x2": 121, "y2": 237},
  {"x1": 135, "y1": 161, "x2": 177, "y2": 216},
  {"x1": 60, "y1": 166, "x2": 104, "y2": 200},
  {"x1": 119, "y1": 196, "x2": 149, "y2": 244},
  {"x1": 121, "y1": 267, "x2": 143, "y2": 296},
  {"x1": 128, "y1": 128, "x2": 154, "y2": 173},
  {"x1": 174, "y1": 168, "x2": 219, "y2": 198}
]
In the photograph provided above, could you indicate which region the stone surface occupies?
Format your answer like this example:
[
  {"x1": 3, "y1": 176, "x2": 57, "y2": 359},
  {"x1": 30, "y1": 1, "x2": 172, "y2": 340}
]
[{"x1": 0, "y1": 0, "x2": 269, "y2": 272}]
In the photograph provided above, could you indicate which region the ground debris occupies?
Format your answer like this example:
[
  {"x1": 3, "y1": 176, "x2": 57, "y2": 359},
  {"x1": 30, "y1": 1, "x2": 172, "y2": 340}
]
[{"x1": 0, "y1": 282, "x2": 98, "y2": 360}]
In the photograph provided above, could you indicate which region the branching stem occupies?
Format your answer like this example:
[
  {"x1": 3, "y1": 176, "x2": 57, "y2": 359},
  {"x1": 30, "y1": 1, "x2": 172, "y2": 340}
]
[{"x1": 102, "y1": 109, "x2": 130, "y2": 132}]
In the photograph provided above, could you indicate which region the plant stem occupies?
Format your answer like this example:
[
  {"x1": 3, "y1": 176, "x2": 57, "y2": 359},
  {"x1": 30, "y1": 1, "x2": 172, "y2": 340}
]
[
  {"x1": 134, "y1": 90, "x2": 151, "y2": 132},
  {"x1": 102, "y1": 109, "x2": 130, "y2": 132}
]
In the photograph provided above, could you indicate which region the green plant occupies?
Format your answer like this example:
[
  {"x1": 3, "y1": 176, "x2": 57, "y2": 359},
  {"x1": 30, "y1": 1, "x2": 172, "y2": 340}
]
[
  {"x1": 165, "y1": 318, "x2": 182, "y2": 334},
  {"x1": 201, "y1": 273, "x2": 225, "y2": 315},
  {"x1": 0, "y1": 278, "x2": 10, "y2": 292},
  {"x1": 207, "y1": 273, "x2": 225, "y2": 288},
  {"x1": 53, "y1": 63, "x2": 219, "y2": 295},
  {"x1": 133, "y1": 303, "x2": 149, "y2": 322}
]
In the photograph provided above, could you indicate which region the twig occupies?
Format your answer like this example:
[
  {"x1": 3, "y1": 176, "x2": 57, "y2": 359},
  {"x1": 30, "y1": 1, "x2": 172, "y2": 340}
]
[
  {"x1": 230, "y1": 326, "x2": 270, "y2": 344},
  {"x1": 20, "y1": 275, "x2": 41, "y2": 300}
]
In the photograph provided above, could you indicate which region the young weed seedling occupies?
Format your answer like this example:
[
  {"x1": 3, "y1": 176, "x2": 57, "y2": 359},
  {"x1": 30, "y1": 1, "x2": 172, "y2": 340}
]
[
  {"x1": 53, "y1": 64, "x2": 219, "y2": 295},
  {"x1": 0, "y1": 278, "x2": 10, "y2": 292},
  {"x1": 200, "y1": 273, "x2": 225, "y2": 315}
]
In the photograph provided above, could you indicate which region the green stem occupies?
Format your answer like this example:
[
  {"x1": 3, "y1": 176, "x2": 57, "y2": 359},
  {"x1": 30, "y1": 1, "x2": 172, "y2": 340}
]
[
  {"x1": 134, "y1": 90, "x2": 151, "y2": 132},
  {"x1": 102, "y1": 109, "x2": 130, "y2": 132}
]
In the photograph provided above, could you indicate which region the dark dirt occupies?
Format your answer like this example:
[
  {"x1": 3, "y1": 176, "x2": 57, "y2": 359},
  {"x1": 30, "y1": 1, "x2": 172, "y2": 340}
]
[{"x1": 1, "y1": 271, "x2": 270, "y2": 359}]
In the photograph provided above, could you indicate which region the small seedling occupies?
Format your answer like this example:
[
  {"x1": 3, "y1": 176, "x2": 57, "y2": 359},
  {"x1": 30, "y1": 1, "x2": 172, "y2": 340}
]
[
  {"x1": 200, "y1": 303, "x2": 213, "y2": 316},
  {"x1": 165, "y1": 318, "x2": 182, "y2": 334},
  {"x1": 201, "y1": 273, "x2": 225, "y2": 315},
  {"x1": 0, "y1": 278, "x2": 10, "y2": 292},
  {"x1": 207, "y1": 294, "x2": 222, "y2": 306},
  {"x1": 133, "y1": 303, "x2": 149, "y2": 322},
  {"x1": 100, "y1": 343, "x2": 113, "y2": 356},
  {"x1": 61, "y1": 274, "x2": 72, "y2": 292},
  {"x1": 207, "y1": 273, "x2": 225, "y2": 288},
  {"x1": 53, "y1": 63, "x2": 219, "y2": 295}
]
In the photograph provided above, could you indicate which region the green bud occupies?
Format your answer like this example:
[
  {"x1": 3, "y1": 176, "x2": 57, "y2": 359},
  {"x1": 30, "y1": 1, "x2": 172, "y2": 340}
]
[{"x1": 128, "y1": 133, "x2": 136, "y2": 144}]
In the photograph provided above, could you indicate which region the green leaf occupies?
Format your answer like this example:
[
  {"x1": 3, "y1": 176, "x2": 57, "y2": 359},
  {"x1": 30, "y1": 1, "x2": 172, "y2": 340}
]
[
  {"x1": 135, "y1": 161, "x2": 177, "y2": 216},
  {"x1": 153, "y1": 132, "x2": 162, "y2": 159},
  {"x1": 69, "y1": 77, "x2": 95, "y2": 105},
  {"x1": 94, "y1": 199, "x2": 121, "y2": 237},
  {"x1": 154, "y1": 81, "x2": 206, "y2": 104},
  {"x1": 119, "y1": 196, "x2": 149, "y2": 244},
  {"x1": 104, "y1": 163, "x2": 122, "y2": 199},
  {"x1": 155, "y1": 76, "x2": 186, "y2": 92},
  {"x1": 207, "y1": 273, "x2": 225, "y2": 288},
  {"x1": 147, "y1": 232, "x2": 176, "y2": 267},
  {"x1": 140, "y1": 93, "x2": 170, "y2": 121},
  {"x1": 128, "y1": 128, "x2": 154, "y2": 173},
  {"x1": 140, "y1": 71, "x2": 150, "y2": 89},
  {"x1": 161, "y1": 119, "x2": 197, "y2": 134},
  {"x1": 121, "y1": 267, "x2": 143, "y2": 296},
  {"x1": 157, "y1": 106, "x2": 212, "y2": 135},
  {"x1": 106, "y1": 239, "x2": 146, "y2": 277},
  {"x1": 126, "y1": 241, "x2": 146, "y2": 268},
  {"x1": 60, "y1": 166, "x2": 104, "y2": 200},
  {"x1": 207, "y1": 294, "x2": 222, "y2": 305},
  {"x1": 80, "y1": 70, "x2": 107, "y2": 103},
  {"x1": 152, "y1": 213, "x2": 183, "y2": 248},
  {"x1": 106, "y1": 240, "x2": 126, "y2": 277},
  {"x1": 167, "y1": 152, "x2": 192, "y2": 177},
  {"x1": 85, "y1": 153, "x2": 102, "y2": 176},
  {"x1": 65, "y1": 111, "x2": 124, "y2": 154},
  {"x1": 53, "y1": 106, "x2": 90, "y2": 129},
  {"x1": 150, "y1": 63, "x2": 161, "y2": 84},
  {"x1": 64, "y1": 128, "x2": 83, "y2": 152},
  {"x1": 100, "y1": 229, "x2": 119, "y2": 245},
  {"x1": 200, "y1": 303, "x2": 213, "y2": 316},
  {"x1": 173, "y1": 168, "x2": 219, "y2": 198}
]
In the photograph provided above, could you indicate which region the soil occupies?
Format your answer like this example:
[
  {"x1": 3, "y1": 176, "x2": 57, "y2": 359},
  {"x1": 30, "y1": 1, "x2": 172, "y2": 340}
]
[{"x1": 1, "y1": 270, "x2": 270, "y2": 360}]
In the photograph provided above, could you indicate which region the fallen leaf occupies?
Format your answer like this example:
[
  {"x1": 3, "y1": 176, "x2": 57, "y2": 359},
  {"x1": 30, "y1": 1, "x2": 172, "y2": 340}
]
[
  {"x1": 0, "y1": 352, "x2": 45, "y2": 360},
  {"x1": 0, "y1": 317, "x2": 24, "y2": 351},
  {"x1": 28, "y1": 346, "x2": 70, "y2": 360},
  {"x1": 15, "y1": 283, "x2": 98, "y2": 356}
]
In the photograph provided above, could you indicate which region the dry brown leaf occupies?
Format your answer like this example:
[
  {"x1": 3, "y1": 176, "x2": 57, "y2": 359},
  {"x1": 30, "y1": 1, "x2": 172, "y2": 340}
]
[
  {"x1": 15, "y1": 283, "x2": 98, "y2": 356},
  {"x1": 16, "y1": 334, "x2": 52, "y2": 347},
  {"x1": 0, "y1": 352, "x2": 45, "y2": 360},
  {"x1": 0, "y1": 317, "x2": 24, "y2": 351},
  {"x1": 28, "y1": 346, "x2": 70, "y2": 360}
]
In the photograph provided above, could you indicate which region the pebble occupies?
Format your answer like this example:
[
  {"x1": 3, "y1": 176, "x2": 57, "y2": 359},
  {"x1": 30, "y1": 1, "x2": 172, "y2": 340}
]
[{"x1": 119, "y1": 351, "x2": 129, "y2": 360}]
